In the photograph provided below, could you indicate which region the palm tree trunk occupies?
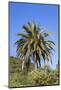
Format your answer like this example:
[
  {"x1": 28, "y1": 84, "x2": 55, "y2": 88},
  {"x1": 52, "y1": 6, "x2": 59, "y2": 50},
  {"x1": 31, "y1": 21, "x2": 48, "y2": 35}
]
[
  {"x1": 45, "y1": 60, "x2": 48, "y2": 66},
  {"x1": 34, "y1": 53, "x2": 38, "y2": 71},
  {"x1": 35, "y1": 62, "x2": 38, "y2": 71},
  {"x1": 22, "y1": 60, "x2": 24, "y2": 71},
  {"x1": 39, "y1": 60, "x2": 41, "y2": 68},
  {"x1": 45, "y1": 60, "x2": 49, "y2": 74}
]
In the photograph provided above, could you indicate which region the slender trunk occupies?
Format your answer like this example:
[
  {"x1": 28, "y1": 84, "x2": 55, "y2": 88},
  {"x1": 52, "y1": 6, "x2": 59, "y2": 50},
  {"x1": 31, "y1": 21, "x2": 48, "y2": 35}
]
[
  {"x1": 34, "y1": 53, "x2": 38, "y2": 71},
  {"x1": 22, "y1": 60, "x2": 24, "y2": 71},
  {"x1": 35, "y1": 62, "x2": 38, "y2": 71},
  {"x1": 39, "y1": 60, "x2": 41, "y2": 68},
  {"x1": 45, "y1": 60, "x2": 49, "y2": 74},
  {"x1": 45, "y1": 60, "x2": 48, "y2": 65}
]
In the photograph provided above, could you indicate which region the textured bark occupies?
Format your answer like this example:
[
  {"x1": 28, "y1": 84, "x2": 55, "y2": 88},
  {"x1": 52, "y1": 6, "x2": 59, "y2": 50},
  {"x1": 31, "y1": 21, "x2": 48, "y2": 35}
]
[
  {"x1": 34, "y1": 53, "x2": 38, "y2": 71},
  {"x1": 22, "y1": 60, "x2": 24, "y2": 71},
  {"x1": 35, "y1": 62, "x2": 38, "y2": 71},
  {"x1": 45, "y1": 60, "x2": 49, "y2": 74}
]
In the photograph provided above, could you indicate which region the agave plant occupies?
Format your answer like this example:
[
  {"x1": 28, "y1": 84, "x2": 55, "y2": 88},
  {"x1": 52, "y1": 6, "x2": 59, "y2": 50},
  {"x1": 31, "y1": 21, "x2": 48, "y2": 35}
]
[{"x1": 15, "y1": 22, "x2": 55, "y2": 71}]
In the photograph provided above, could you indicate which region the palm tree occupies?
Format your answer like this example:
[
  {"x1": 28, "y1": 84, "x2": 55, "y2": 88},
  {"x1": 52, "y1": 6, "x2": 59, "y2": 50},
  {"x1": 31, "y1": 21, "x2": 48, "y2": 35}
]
[{"x1": 15, "y1": 22, "x2": 55, "y2": 71}]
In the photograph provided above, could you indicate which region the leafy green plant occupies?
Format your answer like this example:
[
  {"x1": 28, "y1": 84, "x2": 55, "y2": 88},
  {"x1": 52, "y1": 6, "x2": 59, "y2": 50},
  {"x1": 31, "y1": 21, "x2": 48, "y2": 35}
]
[{"x1": 15, "y1": 22, "x2": 55, "y2": 71}]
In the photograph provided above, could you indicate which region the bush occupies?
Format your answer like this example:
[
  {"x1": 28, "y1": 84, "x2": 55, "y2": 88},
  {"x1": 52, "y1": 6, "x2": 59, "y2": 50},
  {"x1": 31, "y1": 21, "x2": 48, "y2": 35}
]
[
  {"x1": 9, "y1": 69, "x2": 59, "y2": 87},
  {"x1": 9, "y1": 57, "x2": 59, "y2": 87}
]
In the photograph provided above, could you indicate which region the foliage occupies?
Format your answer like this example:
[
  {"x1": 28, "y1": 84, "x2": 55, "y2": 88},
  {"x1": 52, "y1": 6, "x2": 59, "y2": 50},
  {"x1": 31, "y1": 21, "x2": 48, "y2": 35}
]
[
  {"x1": 9, "y1": 57, "x2": 59, "y2": 87},
  {"x1": 15, "y1": 22, "x2": 55, "y2": 70},
  {"x1": 9, "y1": 22, "x2": 58, "y2": 87}
]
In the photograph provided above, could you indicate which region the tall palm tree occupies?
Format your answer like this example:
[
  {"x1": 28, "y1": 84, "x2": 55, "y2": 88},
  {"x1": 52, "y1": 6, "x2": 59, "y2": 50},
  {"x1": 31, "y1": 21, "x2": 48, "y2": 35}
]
[{"x1": 15, "y1": 22, "x2": 55, "y2": 71}]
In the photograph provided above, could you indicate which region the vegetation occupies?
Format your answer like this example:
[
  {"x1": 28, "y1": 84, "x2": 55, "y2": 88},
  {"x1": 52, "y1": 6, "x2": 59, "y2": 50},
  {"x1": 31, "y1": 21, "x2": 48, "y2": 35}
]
[
  {"x1": 9, "y1": 22, "x2": 59, "y2": 87},
  {"x1": 15, "y1": 22, "x2": 55, "y2": 71},
  {"x1": 9, "y1": 56, "x2": 59, "y2": 87}
]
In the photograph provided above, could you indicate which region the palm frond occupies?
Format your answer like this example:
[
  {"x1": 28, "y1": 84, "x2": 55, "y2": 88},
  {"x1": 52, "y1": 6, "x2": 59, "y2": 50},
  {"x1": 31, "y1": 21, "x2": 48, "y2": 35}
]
[
  {"x1": 15, "y1": 38, "x2": 26, "y2": 45},
  {"x1": 47, "y1": 40, "x2": 55, "y2": 45},
  {"x1": 17, "y1": 33, "x2": 29, "y2": 39},
  {"x1": 22, "y1": 25, "x2": 32, "y2": 35}
]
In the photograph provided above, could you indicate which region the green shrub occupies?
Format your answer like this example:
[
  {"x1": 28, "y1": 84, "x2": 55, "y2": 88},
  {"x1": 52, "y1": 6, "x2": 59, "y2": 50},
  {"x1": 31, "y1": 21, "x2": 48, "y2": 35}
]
[{"x1": 9, "y1": 57, "x2": 59, "y2": 87}]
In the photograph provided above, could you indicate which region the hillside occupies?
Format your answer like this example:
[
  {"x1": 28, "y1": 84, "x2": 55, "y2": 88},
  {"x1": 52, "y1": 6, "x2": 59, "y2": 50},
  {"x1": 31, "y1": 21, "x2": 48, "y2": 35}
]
[{"x1": 9, "y1": 56, "x2": 59, "y2": 88}]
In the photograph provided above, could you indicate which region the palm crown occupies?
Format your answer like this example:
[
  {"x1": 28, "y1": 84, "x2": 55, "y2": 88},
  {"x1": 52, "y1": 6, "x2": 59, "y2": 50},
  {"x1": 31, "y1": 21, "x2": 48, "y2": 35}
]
[{"x1": 15, "y1": 22, "x2": 55, "y2": 71}]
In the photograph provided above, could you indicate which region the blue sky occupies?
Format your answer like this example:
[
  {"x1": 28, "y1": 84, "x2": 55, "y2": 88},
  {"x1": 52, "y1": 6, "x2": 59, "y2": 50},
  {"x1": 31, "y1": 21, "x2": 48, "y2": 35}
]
[{"x1": 9, "y1": 2, "x2": 59, "y2": 69}]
